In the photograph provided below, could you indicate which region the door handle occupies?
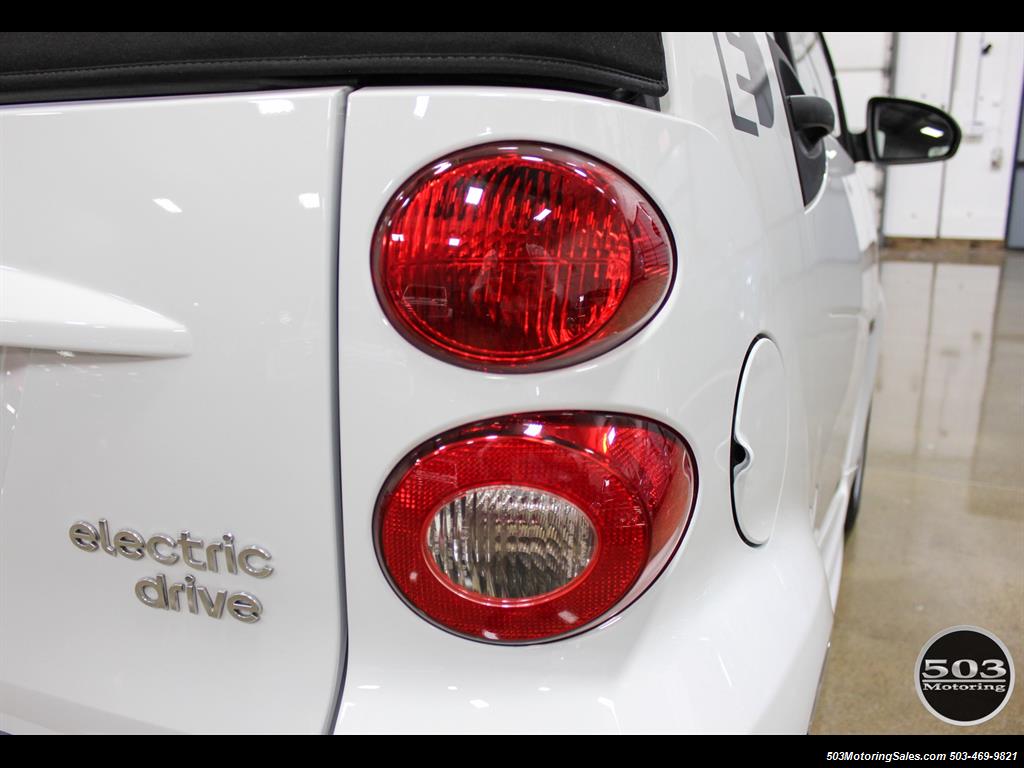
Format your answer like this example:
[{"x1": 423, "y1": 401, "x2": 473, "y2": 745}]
[
  {"x1": 0, "y1": 266, "x2": 191, "y2": 357},
  {"x1": 788, "y1": 94, "x2": 835, "y2": 144}
]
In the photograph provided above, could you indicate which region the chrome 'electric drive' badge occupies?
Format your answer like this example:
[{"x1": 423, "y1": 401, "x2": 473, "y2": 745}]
[{"x1": 69, "y1": 519, "x2": 271, "y2": 624}]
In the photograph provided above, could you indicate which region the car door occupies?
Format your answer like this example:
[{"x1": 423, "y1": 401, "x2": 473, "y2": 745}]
[
  {"x1": 0, "y1": 88, "x2": 347, "y2": 734},
  {"x1": 774, "y1": 32, "x2": 878, "y2": 561}
]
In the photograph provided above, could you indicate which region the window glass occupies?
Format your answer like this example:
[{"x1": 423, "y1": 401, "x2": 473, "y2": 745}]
[{"x1": 789, "y1": 32, "x2": 841, "y2": 137}]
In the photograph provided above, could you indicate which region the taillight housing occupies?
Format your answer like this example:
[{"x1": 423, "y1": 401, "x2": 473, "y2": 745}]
[
  {"x1": 372, "y1": 143, "x2": 674, "y2": 372},
  {"x1": 375, "y1": 412, "x2": 696, "y2": 643}
]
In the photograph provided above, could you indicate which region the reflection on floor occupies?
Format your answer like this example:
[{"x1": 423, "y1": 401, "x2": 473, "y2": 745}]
[{"x1": 811, "y1": 253, "x2": 1024, "y2": 735}]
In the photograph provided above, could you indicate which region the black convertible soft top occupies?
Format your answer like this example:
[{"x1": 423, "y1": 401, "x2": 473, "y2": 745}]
[{"x1": 0, "y1": 32, "x2": 667, "y2": 106}]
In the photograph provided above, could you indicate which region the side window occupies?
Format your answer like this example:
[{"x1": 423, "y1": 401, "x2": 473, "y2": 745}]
[
  {"x1": 768, "y1": 34, "x2": 827, "y2": 206},
  {"x1": 789, "y1": 33, "x2": 842, "y2": 138}
]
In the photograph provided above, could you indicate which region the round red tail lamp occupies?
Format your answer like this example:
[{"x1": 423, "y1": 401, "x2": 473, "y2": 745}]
[
  {"x1": 375, "y1": 412, "x2": 696, "y2": 643},
  {"x1": 372, "y1": 143, "x2": 675, "y2": 371}
]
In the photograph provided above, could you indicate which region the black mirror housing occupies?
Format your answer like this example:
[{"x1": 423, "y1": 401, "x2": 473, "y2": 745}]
[{"x1": 853, "y1": 97, "x2": 961, "y2": 165}]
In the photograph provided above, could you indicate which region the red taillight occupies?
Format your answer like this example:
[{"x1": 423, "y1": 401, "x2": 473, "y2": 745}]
[
  {"x1": 375, "y1": 413, "x2": 696, "y2": 643},
  {"x1": 372, "y1": 143, "x2": 674, "y2": 371}
]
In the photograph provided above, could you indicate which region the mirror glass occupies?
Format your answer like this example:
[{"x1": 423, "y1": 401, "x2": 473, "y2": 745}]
[{"x1": 871, "y1": 99, "x2": 958, "y2": 163}]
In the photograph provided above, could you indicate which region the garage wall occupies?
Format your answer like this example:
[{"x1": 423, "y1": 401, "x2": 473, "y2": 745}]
[
  {"x1": 881, "y1": 33, "x2": 957, "y2": 239},
  {"x1": 939, "y1": 32, "x2": 1024, "y2": 240},
  {"x1": 882, "y1": 33, "x2": 1024, "y2": 240},
  {"x1": 825, "y1": 32, "x2": 891, "y2": 224},
  {"x1": 824, "y1": 32, "x2": 1024, "y2": 242}
]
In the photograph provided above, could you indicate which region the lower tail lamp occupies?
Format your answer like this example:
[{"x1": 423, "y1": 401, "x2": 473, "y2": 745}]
[
  {"x1": 375, "y1": 413, "x2": 696, "y2": 643},
  {"x1": 372, "y1": 143, "x2": 674, "y2": 372}
]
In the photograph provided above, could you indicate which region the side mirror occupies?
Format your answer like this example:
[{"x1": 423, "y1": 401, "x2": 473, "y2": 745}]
[
  {"x1": 854, "y1": 97, "x2": 961, "y2": 165},
  {"x1": 788, "y1": 94, "x2": 836, "y2": 145}
]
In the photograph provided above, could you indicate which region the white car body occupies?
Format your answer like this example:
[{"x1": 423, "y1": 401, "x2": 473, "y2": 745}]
[{"x1": 0, "y1": 32, "x2": 882, "y2": 733}]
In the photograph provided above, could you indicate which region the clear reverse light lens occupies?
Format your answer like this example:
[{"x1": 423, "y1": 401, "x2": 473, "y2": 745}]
[{"x1": 427, "y1": 485, "x2": 596, "y2": 599}]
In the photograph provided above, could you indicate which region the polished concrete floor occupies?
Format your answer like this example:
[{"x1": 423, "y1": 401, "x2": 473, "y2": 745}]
[{"x1": 811, "y1": 253, "x2": 1024, "y2": 734}]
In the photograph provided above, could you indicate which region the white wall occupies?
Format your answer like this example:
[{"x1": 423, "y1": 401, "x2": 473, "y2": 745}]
[
  {"x1": 883, "y1": 32, "x2": 1024, "y2": 241},
  {"x1": 882, "y1": 33, "x2": 957, "y2": 238},
  {"x1": 939, "y1": 32, "x2": 1024, "y2": 239},
  {"x1": 825, "y1": 32, "x2": 1024, "y2": 242},
  {"x1": 825, "y1": 32, "x2": 891, "y2": 222},
  {"x1": 826, "y1": 32, "x2": 892, "y2": 132}
]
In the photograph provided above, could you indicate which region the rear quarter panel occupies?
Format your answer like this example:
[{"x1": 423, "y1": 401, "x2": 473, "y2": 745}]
[{"x1": 335, "y1": 41, "x2": 833, "y2": 732}]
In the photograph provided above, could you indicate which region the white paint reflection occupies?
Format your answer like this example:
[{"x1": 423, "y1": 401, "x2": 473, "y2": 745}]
[
  {"x1": 153, "y1": 198, "x2": 182, "y2": 214},
  {"x1": 597, "y1": 696, "x2": 621, "y2": 729},
  {"x1": 874, "y1": 261, "x2": 1000, "y2": 462},
  {"x1": 0, "y1": 347, "x2": 29, "y2": 493},
  {"x1": 716, "y1": 652, "x2": 734, "y2": 688},
  {"x1": 413, "y1": 95, "x2": 429, "y2": 119},
  {"x1": 253, "y1": 99, "x2": 295, "y2": 115}
]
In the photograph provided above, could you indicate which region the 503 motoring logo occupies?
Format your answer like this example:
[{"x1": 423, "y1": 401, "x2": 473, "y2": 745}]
[{"x1": 916, "y1": 626, "x2": 1015, "y2": 725}]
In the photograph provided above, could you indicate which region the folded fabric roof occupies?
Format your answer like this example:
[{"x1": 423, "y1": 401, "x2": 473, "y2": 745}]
[{"x1": 0, "y1": 32, "x2": 668, "y2": 106}]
